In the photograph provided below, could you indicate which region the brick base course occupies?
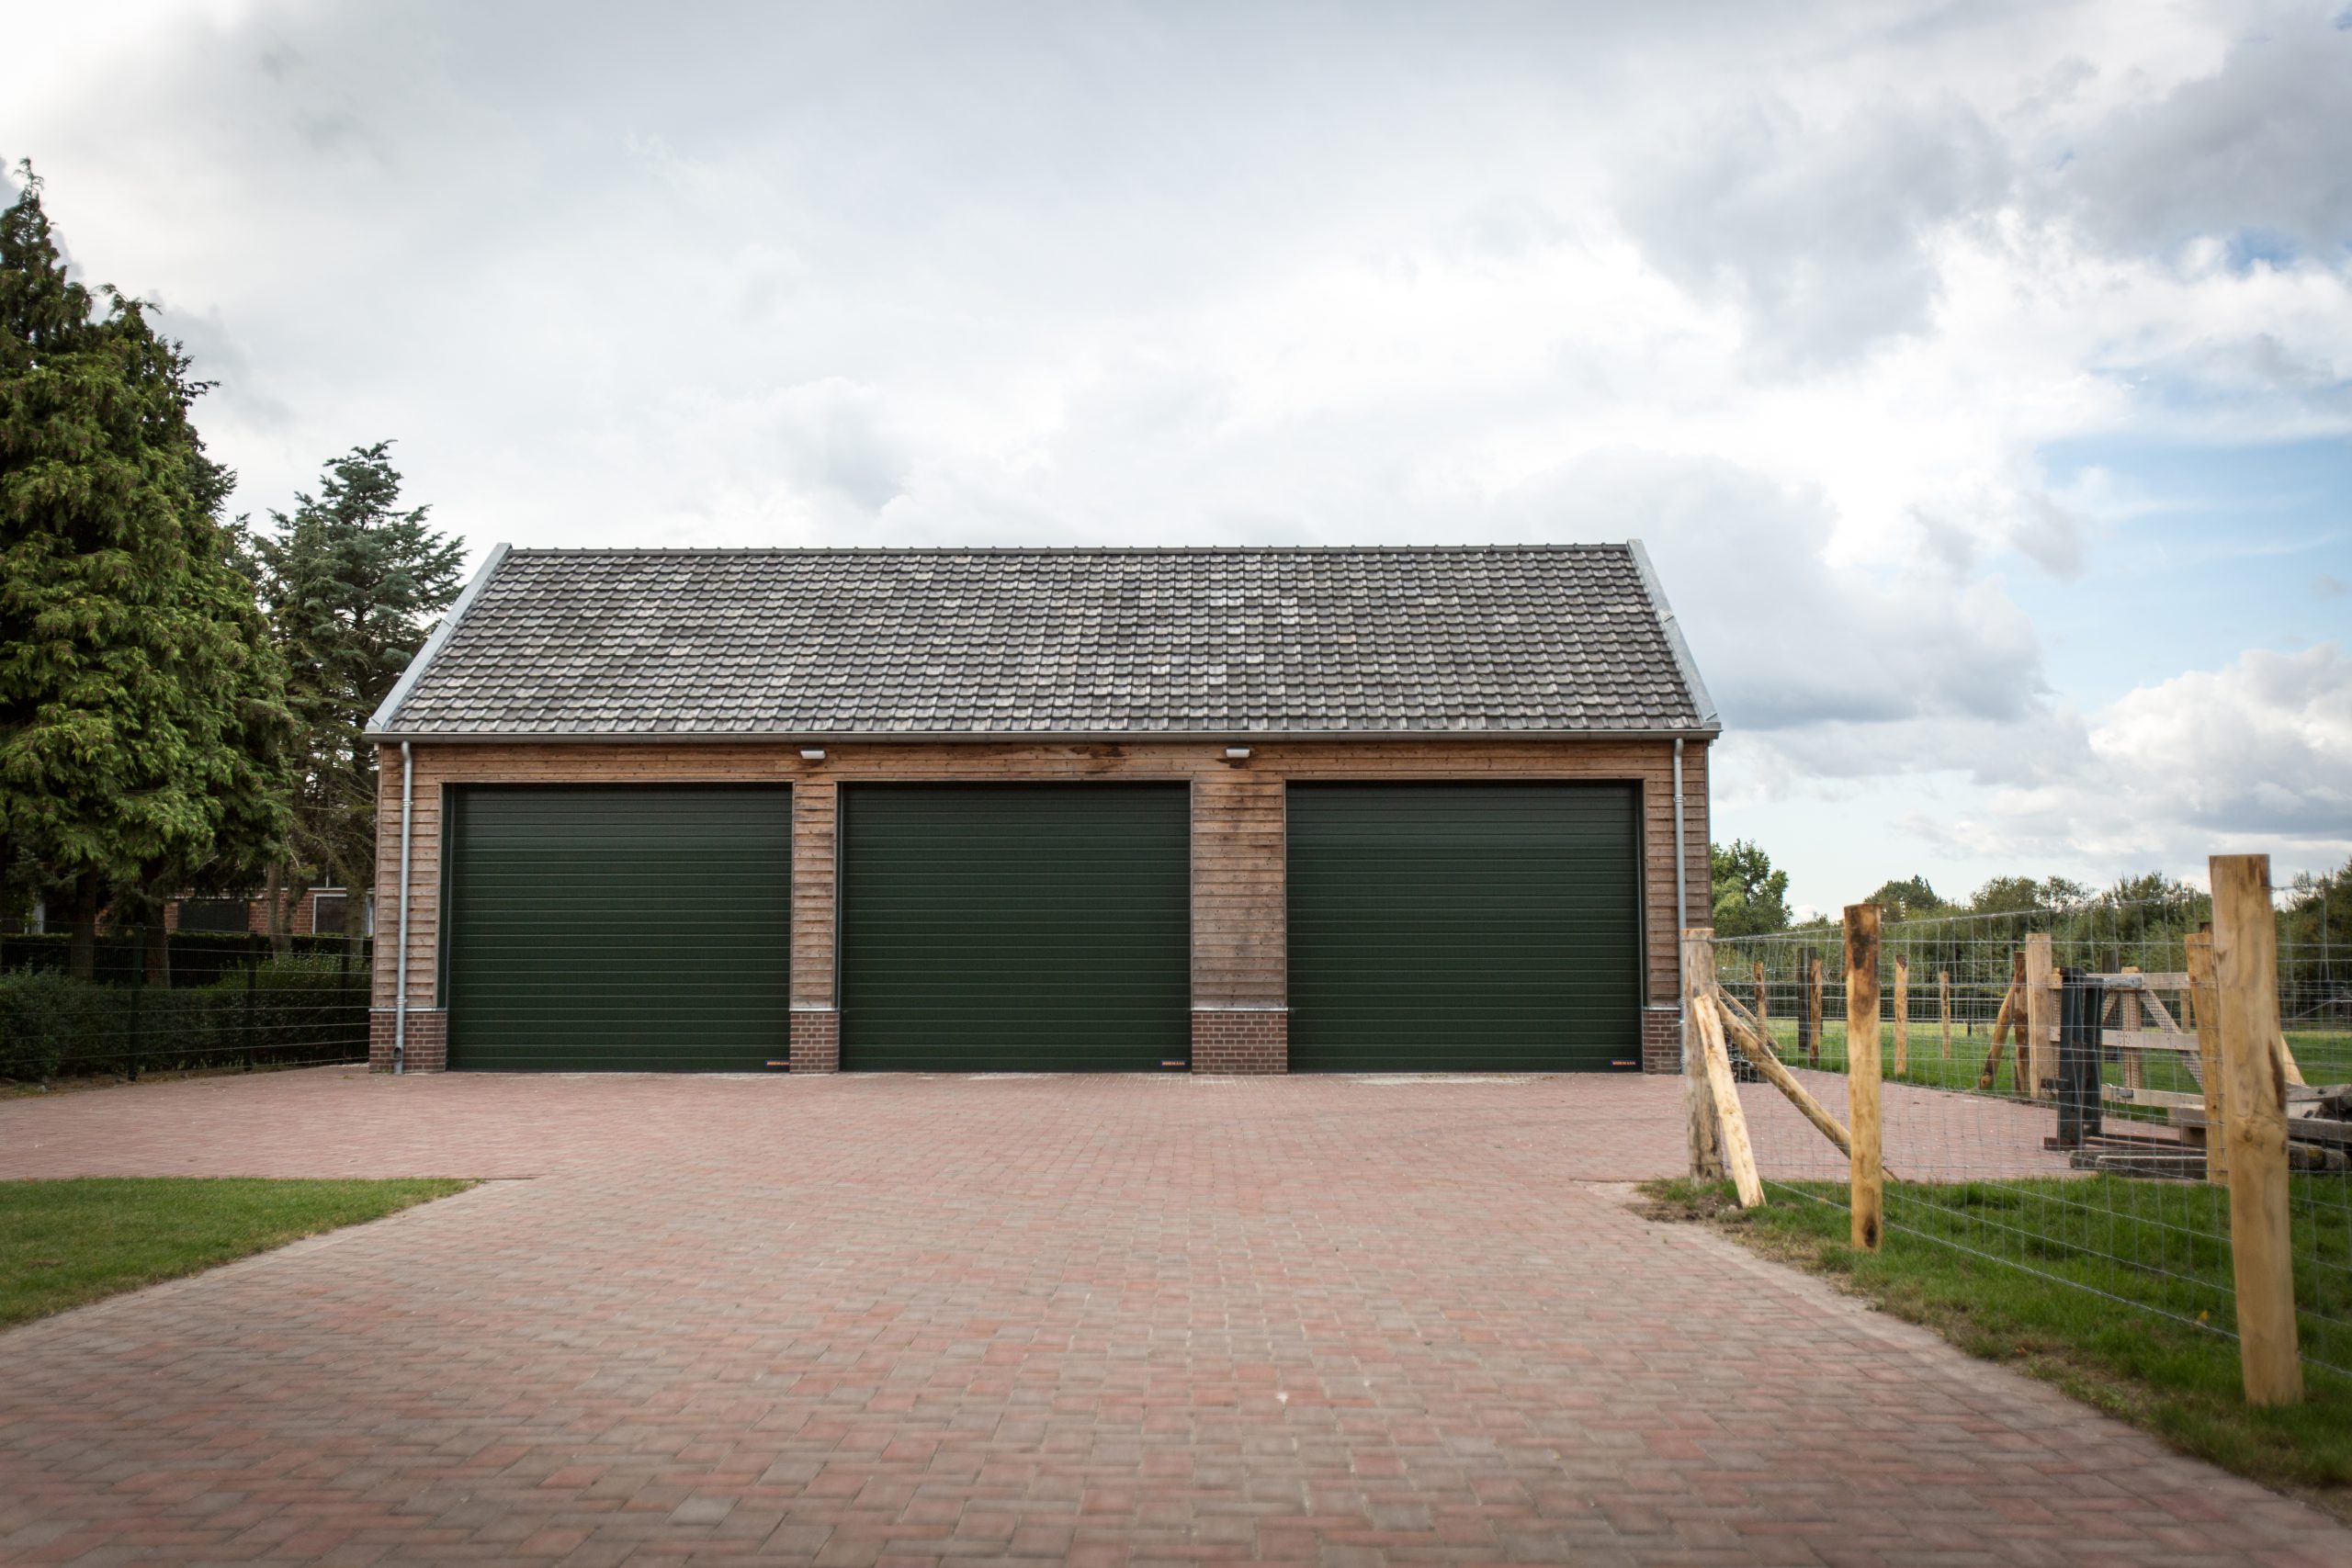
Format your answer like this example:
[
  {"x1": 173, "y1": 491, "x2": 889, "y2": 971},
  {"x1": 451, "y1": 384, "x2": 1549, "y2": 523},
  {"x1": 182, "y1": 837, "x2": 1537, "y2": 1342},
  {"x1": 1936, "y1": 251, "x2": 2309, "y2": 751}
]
[
  {"x1": 368, "y1": 1007, "x2": 447, "y2": 1072},
  {"x1": 1192, "y1": 1008, "x2": 1286, "y2": 1074},
  {"x1": 789, "y1": 1008, "x2": 840, "y2": 1073},
  {"x1": 1641, "y1": 1004, "x2": 1681, "y2": 1075}
]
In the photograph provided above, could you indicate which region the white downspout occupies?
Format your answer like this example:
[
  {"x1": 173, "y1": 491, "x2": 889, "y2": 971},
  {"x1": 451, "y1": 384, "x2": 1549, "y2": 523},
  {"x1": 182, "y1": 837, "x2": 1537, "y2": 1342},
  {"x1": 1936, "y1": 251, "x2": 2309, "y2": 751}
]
[
  {"x1": 1673, "y1": 737, "x2": 1688, "y2": 1068},
  {"x1": 394, "y1": 740, "x2": 413, "y2": 1075}
]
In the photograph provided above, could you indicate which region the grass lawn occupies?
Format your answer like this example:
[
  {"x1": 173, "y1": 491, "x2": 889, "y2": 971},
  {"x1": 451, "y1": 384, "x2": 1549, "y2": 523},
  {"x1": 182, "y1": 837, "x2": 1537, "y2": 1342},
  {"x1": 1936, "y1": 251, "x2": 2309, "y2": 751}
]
[
  {"x1": 1642, "y1": 1175, "x2": 2352, "y2": 1515},
  {"x1": 1747, "y1": 1013, "x2": 2349, "y2": 1102},
  {"x1": 0, "y1": 1178, "x2": 472, "y2": 1329}
]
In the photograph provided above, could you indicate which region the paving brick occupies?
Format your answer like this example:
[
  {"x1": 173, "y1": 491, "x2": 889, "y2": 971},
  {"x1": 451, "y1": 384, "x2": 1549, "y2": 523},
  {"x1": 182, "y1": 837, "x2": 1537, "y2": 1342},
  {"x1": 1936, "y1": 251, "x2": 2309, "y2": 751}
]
[{"x1": 0, "y1": 1069, "x2": 2345, "y2": 1564}]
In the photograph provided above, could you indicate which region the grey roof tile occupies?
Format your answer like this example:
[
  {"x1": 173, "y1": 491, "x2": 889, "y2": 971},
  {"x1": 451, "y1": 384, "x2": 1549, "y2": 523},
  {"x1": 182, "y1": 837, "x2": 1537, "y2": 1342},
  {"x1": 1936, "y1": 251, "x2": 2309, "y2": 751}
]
[{"x1": 374, "y1": 545, "x2": 1717, "y2": 738}]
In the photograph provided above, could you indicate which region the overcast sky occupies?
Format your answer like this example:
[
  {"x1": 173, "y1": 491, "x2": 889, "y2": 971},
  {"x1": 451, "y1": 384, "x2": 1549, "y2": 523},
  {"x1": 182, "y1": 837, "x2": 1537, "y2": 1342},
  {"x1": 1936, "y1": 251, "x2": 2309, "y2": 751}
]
[{"x1": 7, "y1": 1, "x2": 2349, "y2": 913}]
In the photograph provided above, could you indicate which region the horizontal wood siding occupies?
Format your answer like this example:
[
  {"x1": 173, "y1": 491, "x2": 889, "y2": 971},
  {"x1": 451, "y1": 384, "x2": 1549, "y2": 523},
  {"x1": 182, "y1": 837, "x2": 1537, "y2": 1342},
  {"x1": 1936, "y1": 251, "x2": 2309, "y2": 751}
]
[
  {"x1": 376, "y1": 738, "x2": 1707, "y2": 1019},
  {"x1": 793, "y1": 782, "x2": 837, "y2": 1005},
  {"x1": 1193, "y1": 772, "x2": 1286, "y2": 1007}
]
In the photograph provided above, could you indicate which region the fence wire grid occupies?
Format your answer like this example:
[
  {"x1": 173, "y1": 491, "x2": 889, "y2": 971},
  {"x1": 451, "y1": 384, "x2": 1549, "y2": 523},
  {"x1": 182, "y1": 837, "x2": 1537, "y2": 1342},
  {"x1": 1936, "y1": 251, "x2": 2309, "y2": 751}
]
[
  {"x1": 1, "y1": 931, "x2": 374, "y2": 1082},
  {"x1": 1715, "y1": 887, "x2": 2351, "y2": 1385}
]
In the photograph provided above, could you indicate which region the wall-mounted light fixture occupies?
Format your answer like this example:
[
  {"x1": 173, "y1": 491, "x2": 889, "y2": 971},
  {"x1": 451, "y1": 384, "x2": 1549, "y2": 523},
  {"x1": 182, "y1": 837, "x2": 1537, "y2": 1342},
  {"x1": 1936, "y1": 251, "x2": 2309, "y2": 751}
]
[
  {"x1": 1224, "y1": 746, "x2": 1252, "y2": 761},
  {"x1": 799, "y1": 748, "x2": 827, "y2": 761}
]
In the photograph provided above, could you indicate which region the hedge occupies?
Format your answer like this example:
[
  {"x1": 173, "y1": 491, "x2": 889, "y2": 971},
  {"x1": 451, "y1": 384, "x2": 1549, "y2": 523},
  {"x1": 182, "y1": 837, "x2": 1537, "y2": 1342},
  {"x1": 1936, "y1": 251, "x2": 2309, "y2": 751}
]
[
  {"x1": 0, "y1": 931, "x2": 366, "y2": 990},
  {"x1": 1, "y1": 954, "x2": 371, "y2": 1082}
]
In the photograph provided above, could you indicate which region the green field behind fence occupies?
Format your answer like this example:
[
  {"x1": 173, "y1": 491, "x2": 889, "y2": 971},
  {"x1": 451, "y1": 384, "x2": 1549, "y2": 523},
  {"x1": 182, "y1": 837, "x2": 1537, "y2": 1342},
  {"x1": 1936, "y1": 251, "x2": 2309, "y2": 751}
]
[{"x1": 1746, "y1": 1013, "x2": 2351, "y2": 1102}]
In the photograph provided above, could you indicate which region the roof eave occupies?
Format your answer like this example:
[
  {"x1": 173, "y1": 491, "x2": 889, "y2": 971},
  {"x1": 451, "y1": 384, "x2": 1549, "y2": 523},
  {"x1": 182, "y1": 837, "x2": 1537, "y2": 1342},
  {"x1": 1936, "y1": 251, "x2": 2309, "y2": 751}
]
[{"x1": 360, "y1": 724, "x2": 1726, "y2": 745}]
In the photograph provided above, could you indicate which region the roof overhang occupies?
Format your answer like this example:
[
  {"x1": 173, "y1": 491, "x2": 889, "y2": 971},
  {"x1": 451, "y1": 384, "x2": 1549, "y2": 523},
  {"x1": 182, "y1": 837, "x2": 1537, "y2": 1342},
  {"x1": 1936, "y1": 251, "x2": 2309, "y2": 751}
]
[{"x1": 362, "y1": 725, "x2": 1724, "y2": 746}]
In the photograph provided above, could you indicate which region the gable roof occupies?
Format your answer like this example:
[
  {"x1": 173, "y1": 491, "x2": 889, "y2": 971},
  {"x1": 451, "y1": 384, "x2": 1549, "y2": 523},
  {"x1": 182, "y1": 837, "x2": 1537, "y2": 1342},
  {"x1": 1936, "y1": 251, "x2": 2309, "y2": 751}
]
[{"x1": 367, "y1": 544, "x2": 1719, "y2": 741}]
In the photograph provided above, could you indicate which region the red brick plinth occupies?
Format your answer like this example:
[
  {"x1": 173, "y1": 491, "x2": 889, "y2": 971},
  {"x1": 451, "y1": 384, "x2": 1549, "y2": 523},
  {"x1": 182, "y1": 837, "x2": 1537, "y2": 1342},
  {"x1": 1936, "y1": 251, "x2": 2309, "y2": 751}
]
[
  {"x1": 1192, "y1": 1008, "x2": 1287, "y2": 1074},
  {"x1": 790, "y1": 1008, "x2": 840, "y2": 1073},
  {"x1": 1640, "y1": 1005, "x2": 1680, "y2": 1075},
  {"x1": 368, "y1": 1008, "x2": 447, "y2": 1072}
]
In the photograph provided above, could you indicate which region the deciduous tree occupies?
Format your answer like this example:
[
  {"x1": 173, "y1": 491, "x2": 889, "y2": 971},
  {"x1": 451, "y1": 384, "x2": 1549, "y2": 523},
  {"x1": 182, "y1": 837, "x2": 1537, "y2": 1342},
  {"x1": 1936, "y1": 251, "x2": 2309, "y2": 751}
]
[{"x1": 1711, "y1": 838, "x2": 1792, "y2": 937}]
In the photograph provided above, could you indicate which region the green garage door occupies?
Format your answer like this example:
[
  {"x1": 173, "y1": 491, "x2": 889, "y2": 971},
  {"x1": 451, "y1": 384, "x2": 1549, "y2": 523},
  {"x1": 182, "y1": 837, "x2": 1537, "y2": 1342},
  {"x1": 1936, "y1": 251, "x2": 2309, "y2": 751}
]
[
  {"x1": 1287, "y1": 783, "x2": 1642, "y2": 1072},
  {"x1": 840, "y1": 784, "x2": 1190, "y2": 1071},
  {"x1": 443, "y1": 785, "x2": 790, "y2": 1070}
]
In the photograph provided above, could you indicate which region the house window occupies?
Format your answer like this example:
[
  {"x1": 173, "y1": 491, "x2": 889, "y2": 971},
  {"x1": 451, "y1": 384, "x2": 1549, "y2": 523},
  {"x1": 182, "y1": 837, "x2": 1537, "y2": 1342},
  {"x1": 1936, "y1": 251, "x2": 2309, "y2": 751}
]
[{"x1": 180, "y1": 898, "x2": 251, "y2": 933}]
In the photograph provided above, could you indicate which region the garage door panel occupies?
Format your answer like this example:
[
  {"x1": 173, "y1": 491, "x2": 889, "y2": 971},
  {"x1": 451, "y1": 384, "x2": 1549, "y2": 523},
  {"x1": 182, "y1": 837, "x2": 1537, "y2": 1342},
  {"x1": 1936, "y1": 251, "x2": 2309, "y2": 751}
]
[
  {"x1": 445, "y1": 785, "x2": 791, "y2": 1071},
  {"x1": 841, "y1": 784, "x2": 1189, "y2": 1071},
  {"x1": 1287, "y1": 783, "x2": 1641, "y2": 1073}
]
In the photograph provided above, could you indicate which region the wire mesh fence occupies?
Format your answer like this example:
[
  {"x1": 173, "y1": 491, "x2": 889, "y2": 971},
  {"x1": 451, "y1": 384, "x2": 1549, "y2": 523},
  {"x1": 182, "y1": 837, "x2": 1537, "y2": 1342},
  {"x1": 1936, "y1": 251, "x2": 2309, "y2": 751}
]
[
  {"x1": 1711, "y1": 877, "x2": 2349, "y2": 1392},
  {"x1": 1, "y1": 931, "x2": 374, "y2": 1082}
]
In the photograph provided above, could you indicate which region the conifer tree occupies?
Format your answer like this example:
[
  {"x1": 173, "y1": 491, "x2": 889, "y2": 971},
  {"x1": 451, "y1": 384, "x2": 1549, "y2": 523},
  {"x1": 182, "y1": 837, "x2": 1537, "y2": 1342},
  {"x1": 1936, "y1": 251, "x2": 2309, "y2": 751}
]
[
  {"x1": 0, "y1": 164, "x2": 296, "y2": 977},
  {"x1": 256, "y1": 443, "x2": 463, "y2": 935}
]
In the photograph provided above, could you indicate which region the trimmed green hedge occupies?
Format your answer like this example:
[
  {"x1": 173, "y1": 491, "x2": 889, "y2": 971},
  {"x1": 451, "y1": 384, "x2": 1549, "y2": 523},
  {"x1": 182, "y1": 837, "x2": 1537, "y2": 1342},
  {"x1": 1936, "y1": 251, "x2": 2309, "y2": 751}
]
[
  {"x1": 1, "y1": 955, "x2": 370, "y2": 1082},
  {"x1": 0, "y1": 931, "x2": 364, "y2": 990}
]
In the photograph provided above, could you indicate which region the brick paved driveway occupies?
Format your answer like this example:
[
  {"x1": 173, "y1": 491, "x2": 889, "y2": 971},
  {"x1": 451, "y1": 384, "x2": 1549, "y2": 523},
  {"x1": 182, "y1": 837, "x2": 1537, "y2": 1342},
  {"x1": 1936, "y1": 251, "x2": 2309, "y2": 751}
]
[{"x1": 1, "y1": 1069, "x2": 2344, "y2": 1565}]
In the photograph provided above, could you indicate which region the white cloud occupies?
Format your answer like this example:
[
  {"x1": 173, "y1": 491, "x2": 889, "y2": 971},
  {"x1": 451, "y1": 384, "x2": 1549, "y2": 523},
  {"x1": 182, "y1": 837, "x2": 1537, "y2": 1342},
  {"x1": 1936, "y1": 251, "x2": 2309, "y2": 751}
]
[
  {"x1": 1879, "y1": 645, "x2": 2352, "y2": 879},
  {"x1": 6, "y1": 0, "x2": 2350, "y2": 897}
]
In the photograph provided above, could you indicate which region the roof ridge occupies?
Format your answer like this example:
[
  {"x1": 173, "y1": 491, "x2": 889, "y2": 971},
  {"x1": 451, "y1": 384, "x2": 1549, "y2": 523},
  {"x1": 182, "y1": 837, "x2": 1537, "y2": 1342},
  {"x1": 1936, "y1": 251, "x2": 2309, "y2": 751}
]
[{"x1": 500, "y1": 542, "x2": 1637, "y2": 557}]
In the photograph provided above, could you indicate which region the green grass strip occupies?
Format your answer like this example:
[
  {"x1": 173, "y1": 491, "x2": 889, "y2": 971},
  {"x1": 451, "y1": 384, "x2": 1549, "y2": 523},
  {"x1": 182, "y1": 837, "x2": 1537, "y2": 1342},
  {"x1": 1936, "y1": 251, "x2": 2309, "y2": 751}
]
[{"x1": 1, "y1": 1177, "x2": 472, "y2": 1329}]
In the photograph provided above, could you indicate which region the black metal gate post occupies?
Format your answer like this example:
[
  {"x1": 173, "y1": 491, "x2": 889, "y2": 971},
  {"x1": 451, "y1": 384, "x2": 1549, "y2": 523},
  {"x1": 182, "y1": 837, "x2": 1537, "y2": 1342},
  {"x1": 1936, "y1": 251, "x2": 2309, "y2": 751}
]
[
  {"x1": 128, "y1": 928, "x2": 145, "y2": 1082},
  {"x1": 2054, "y1": 966, "x2": 2103, "y2": 1147},
  {"x1": 245, "y1": 932, "x2": 263, "y2": 1068}
]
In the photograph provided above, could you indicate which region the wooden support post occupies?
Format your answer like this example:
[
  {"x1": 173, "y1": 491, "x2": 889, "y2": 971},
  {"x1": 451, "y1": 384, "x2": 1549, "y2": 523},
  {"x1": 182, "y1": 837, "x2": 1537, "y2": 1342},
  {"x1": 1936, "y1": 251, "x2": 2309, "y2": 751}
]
[
  {"x1": 1939, "y1": 969, "x2": 1951, "y2": 1063},
  {"x1": 1714, "y1": 981, "x2": 1769, "y2": 1044},
  {"x1": 2186, "y1": 927, "x2": 2226, "y2": 1185},
  {"x1": 1806, "y1": 953, "x2": 1825, "y2": 1067},
  {"x1": 1754, "y1": 960, "x2": 1768, "y2": 1045},
  {"x1": 2120, "y1": 964, "x2": 2144, "y2": 1091},
  {"x1": 1976, "y1": 952, "x2": 2024, "y2": 1091},
  {"x1": 1693, "y1": 995, "x2": 1763, "y2": 1209},
  {"x1": 1719, "y1": 1004, "x2": 1854, "y2": 1161},
  {"x1": 1893, "y1": 955, "x2": 1910, "y2": 1079},
  {"x1": 2024, "y1": 932, "x2": 2057, "y2": 1101},
  {"x1": 2211, "y1": 854, "x2": 2301, "y2": 1405},
  {"x1": 1683, "y1": 928, "x2": 1724, "y2": 1182},
  {"x1": 2277, "y1": 1032, "x2": 2308, "y2": 1089},
  {"x1": 1846, "y1": 904, "x2": 1884, "y2": 1252}
]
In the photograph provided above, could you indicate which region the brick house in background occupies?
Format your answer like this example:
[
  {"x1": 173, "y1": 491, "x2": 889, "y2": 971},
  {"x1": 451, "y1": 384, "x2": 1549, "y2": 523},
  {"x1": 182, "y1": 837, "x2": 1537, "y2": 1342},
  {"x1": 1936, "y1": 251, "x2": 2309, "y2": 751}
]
[
  {"x1": 160, "y1": 886, "x2": 368, "y2": 936},
  {"x1": 362, "y1": 545, "x2": 1718, "y2": 1075}
]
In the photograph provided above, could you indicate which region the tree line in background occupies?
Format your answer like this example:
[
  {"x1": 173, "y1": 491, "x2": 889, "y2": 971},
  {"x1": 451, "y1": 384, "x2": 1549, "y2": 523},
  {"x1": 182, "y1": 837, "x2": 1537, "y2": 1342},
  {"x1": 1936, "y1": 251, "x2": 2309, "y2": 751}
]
[
  {"x1": 1711, "y1": 836, "x2": 2350, "y2": 998},
  {"x1": 1, "y1": 166, "x2": 462, "y2": 983}
]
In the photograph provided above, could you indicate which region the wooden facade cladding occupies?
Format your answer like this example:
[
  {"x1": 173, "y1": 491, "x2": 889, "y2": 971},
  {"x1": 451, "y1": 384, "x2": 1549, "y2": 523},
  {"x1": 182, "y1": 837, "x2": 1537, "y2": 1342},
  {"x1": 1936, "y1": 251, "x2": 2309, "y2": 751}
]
[{"x1": 373, "y1": 738, "x2": 1710, "y2": 1034}]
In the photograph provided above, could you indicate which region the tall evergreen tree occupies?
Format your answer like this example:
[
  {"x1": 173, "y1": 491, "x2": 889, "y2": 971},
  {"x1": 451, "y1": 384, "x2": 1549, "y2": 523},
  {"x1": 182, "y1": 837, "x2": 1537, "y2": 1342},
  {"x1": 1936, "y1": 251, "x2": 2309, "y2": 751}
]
[
  {"x1": 255, "y1": 443, "x2": 462, "y2": 935},
  {"x1": 0, "y1": 165, "x2": 296, "y2": 977}
]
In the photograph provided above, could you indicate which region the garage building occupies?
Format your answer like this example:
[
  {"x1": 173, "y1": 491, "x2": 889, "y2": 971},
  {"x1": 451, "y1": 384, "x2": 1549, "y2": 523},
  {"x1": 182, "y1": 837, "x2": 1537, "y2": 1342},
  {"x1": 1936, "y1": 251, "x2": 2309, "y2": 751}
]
[{"x1": 365, "y1": 546, "x2": 1716, "y2": 1075}]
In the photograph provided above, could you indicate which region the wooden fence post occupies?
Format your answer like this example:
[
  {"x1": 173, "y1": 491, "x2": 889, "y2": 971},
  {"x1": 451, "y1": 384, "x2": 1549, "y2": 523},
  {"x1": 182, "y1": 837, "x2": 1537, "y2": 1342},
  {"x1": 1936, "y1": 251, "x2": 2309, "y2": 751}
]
[
  {"x1": 1797, "y1": 945, "x2": 1817, "y2": 1065},
  {"x1": 1754, "y1": 961, "x2": 1768, "y2": 1043},
  {"x1": 1807, "y1": 953, "x2": 1825, "y2": 1067},
  {"x1": 1893, "y1": 955, "x2": 1910, "y2": 1079},
  {"x1": 1939, "y1": 969, "x2": 1951, "y2": 1063},
  {"x1": 2185, "y1": 927, "x2": 2226, "y2": 1185},
  {"x1": 1692, "y1": 995, "x2": 1763, "y2": 1209},
  {"x1": 2211, "y1": 854, "x2": 2301, "y2": 1405},
  {"x1": 1846, "y1": 904, "x2": 1884, "y2": 1252},
  {"x1": 1683, "y1": 928, "x2": 1724, "y2": 1182},
  {"x1": 2024, "y1": 931, "x2": 2057, "y2": 1101}
]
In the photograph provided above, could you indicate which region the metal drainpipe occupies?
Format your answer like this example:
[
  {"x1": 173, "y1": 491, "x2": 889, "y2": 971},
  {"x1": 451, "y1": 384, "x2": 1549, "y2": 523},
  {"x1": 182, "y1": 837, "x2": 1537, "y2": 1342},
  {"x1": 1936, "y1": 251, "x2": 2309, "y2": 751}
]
[
  {"x1": 1672, "y1": 737, "x2": 1688, "y2": 1068},
  {"x1": 394, "y1": 741, "x2": 413, "y2": 1075}
]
